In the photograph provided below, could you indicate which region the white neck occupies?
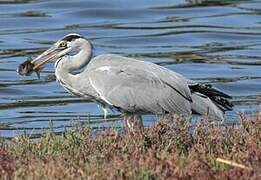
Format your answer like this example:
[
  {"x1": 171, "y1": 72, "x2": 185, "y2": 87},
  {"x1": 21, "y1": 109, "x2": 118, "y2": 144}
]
[{"x1": 55, "y1": 40, "x2": 92, "y2": 88}]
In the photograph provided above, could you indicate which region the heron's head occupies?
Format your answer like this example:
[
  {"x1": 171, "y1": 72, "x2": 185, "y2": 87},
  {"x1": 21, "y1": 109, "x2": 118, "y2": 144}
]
[{"x1": 17, "y1": 33, "x2": 90, "y2": 77}]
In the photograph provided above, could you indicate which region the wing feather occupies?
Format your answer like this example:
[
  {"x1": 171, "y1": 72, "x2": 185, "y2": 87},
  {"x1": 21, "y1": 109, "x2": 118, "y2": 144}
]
[{"x1": 88, "y1": 57, "x2": 191, "y2": 114}]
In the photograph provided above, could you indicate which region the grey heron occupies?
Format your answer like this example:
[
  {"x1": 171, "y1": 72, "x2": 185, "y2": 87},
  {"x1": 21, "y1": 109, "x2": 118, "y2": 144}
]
[{"x1": 17, "y1": 33, "x2": 233, "y2": 131}]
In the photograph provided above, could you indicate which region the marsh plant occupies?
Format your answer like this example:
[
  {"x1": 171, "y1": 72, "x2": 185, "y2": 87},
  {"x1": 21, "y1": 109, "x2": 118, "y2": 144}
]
[{"x1": 0, "y1": 114, "x2": 260, "y2": 179}]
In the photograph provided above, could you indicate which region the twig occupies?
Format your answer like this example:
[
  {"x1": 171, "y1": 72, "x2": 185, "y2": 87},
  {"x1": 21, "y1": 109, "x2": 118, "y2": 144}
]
[{"x1": 216, "y1": 158, "x2": 252, "y2": 170}]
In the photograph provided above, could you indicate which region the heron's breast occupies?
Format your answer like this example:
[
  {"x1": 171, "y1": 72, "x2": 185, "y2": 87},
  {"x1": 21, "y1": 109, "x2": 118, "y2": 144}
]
[{"x1": 57, "y1": 78, "x2": 85, "y2": 97}]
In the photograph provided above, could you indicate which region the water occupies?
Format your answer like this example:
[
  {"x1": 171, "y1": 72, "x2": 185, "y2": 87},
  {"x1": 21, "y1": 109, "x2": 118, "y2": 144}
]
[{"x1": 0, "y1": 0, "x2": 260, "y2": 138}]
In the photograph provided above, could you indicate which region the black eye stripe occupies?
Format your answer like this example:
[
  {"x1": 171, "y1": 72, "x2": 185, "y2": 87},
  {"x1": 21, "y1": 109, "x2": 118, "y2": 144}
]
[{"x1": 62, "y1": 34, "x2": 81, "y2": 42}]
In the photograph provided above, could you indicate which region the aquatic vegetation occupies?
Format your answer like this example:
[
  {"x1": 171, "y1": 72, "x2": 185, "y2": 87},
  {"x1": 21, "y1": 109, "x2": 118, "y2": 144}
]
[{"x1": 0, "y1": 114, "x2": 260, "y2": 179}]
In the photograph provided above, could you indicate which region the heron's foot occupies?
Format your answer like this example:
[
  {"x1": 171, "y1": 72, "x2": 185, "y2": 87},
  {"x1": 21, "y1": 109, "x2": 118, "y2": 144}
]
[{"x1": 124, "y1": 114, "x2": 144, "y2": 135}]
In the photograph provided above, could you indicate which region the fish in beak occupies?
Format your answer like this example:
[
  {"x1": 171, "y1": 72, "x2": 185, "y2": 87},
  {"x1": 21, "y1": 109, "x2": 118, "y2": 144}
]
[
  {"x1": 17, "y1": 43, "x2": 68, "y2": 79},
  {"x1": 16, "y1": 57, "x2": 42, "y2": 79}
]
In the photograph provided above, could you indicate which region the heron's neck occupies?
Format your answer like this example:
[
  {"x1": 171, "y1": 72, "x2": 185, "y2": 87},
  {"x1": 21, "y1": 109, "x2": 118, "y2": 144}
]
[{"x1": 55, "y1": 42, "x2": 92, "y2": 88}]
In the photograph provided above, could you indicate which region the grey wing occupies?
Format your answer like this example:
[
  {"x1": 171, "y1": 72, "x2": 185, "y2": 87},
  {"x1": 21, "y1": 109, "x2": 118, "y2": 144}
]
[
  {"x1": 88, "y1": 64, "x2": 192, "y2": 115},
  {"x1": 191, "y1": 92, "x2": 225, "y2": 121},
  {"x1": 189, "y1": 82, "x2": 233, "y2": 121}
]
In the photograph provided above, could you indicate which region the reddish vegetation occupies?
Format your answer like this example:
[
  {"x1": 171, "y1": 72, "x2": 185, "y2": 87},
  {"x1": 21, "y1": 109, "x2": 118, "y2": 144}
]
[
  {"x1": 0, "y1": 150, "x2": 16, "y2": 178},
  {"x1": 0, "y1": 114, "x2": 260, "y2": 179}
]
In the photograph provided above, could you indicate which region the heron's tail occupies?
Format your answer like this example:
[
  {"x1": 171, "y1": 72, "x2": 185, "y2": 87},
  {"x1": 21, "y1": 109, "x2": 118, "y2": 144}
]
[{"x1": 189, "y1": 84, "x2": 233, "y2": 120}]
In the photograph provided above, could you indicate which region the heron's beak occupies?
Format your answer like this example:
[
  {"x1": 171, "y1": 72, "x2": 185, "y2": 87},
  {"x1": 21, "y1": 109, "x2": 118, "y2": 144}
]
[
  {"x1": 31, "y1": 46, "x2": 61, "y2": 70},
  {"x1": 17, "y1": 46, "x2": 63, "y2": 79}
]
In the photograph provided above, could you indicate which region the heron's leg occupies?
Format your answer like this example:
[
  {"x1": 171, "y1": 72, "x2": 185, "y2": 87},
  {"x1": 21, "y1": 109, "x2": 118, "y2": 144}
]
[
  {"x1": 124, "y1": 114, "x2": 143, "y2": 134},
  {"x1": 133, "y1": 114, "x2": 144, "y2": 132},
  {"x1": 124, "y1": 114, "x2": 135, "y2": 133}
]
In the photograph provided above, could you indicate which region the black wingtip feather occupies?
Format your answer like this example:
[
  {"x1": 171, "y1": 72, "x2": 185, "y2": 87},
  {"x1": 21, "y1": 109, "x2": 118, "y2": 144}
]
[{"x1": 189, "y1": 83, "x2": 233, "y2": 112}]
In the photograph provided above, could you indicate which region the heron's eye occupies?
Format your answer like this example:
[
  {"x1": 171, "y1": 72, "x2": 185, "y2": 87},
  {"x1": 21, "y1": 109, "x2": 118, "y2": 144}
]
[{"x1": 59, "y1": 42, "x2": 67, "y2": 48}]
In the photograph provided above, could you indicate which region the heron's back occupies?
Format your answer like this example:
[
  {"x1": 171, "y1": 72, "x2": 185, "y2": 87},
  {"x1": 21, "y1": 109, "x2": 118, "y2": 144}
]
[{"x1": 85, "y1": 54, "x2": 193, "y2": 114}]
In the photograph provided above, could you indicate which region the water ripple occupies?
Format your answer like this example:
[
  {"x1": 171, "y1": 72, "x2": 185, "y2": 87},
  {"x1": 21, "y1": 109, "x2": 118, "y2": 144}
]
[{"x1": 0, "y1": 0, "x2": 260, "y2": 137}]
